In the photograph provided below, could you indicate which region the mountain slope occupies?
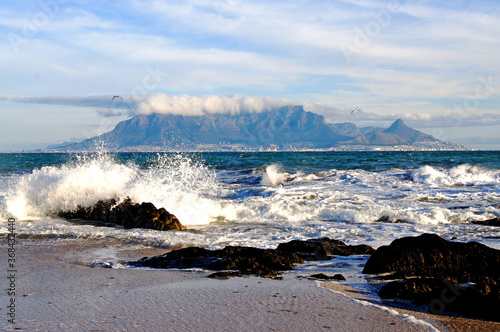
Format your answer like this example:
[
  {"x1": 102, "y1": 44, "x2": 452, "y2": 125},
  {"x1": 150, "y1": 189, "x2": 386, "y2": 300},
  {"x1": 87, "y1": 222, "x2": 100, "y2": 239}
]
[
  {"x1": 328, "y1": 122, "x2": 384, "y2": 137},
  {"x1": 340, "y1": 119, "x2": 437, "y2": 146},
  {"x1": 383, "y1": 119, "x2": 436, "y2": 143},
  {"x1": 341, "y1": 131, "x2": 410, "y2": 145},
  {"x1": 58, "y1": 108, "x2": 454, "y2": 151},
  {"x1": 71, "y1": 106, "x2": 350, "y2": 150}
]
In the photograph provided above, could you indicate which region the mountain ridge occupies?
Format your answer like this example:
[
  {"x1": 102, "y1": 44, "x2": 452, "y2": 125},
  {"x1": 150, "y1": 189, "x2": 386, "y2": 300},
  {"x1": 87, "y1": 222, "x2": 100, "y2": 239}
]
[{"x1": 53, "y1": 106, "x2": 468, "y2": 151}]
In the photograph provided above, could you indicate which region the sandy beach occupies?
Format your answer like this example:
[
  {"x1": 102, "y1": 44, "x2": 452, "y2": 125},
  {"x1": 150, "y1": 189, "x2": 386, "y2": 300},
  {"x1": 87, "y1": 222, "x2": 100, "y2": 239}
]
[{"x1": 4, "y1": 238, "x2": 498, "y2": 331}]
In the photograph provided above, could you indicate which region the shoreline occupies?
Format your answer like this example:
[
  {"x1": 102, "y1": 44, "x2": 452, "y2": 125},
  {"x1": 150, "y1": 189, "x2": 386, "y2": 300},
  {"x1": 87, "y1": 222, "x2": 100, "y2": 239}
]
[
  {"x1": 5, "y1": 147, "x2": 476, "y2": 153},
  {"x1": 321, "y1": 283, "x2": 500, "y2": 332},
  {"x1": 3, "y1": 238, "x2": 497, "y2": 331}
]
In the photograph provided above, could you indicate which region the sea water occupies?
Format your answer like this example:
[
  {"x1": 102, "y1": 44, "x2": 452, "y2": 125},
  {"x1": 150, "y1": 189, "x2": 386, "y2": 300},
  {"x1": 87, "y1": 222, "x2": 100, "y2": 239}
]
[{"x1": 1, "y1": 151, "x2": 499, "y2": 252}]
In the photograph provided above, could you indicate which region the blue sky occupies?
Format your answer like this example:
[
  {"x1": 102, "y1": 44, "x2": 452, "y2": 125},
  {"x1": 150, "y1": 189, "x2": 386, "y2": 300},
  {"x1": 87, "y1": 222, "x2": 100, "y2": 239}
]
[{"x1": 1, "y1": 0, "x2": 499, "y2": 151}]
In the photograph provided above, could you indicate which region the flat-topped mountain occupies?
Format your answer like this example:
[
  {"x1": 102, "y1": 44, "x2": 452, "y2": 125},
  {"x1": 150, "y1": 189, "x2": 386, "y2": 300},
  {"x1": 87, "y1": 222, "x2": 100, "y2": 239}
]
[{"x1": 55, "y1": 106, "x2": 465, "y2": 151}]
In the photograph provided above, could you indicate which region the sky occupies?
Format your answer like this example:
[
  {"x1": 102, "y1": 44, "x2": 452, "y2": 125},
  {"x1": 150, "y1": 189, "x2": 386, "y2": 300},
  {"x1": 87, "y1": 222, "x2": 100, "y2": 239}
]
[{"x1": 1, "y1": 0, "x2": 499, "y2": 151}]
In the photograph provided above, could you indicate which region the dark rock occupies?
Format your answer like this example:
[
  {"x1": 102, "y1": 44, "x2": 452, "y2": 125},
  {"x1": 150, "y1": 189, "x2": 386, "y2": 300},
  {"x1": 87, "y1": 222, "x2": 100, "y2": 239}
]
[
  {"x1": 309, "y1": 273, "x2": 346, "y2": 281},
  {"x1": 471, "y1": 217, "x2": 500, "y2": 227},
  {"x1": 364, "y1": 233, "x2": 500, "y2": 321},
  {"x1": 450, "y1": 278, "x2": 500, "y2": 321},
  {"x1": 379, "y1": 278, "x2": 444, "y2": 304},
  {"x1": 208, "y1": 271, "x2": 242, "y2": 279},
  {"x1": 376, "y1": 216, "x2": 408, "y2": 223},
  {"x1": 131, "y1": 237, "x2": 374, "y2": 280},
  {"x1": 448, "y1": 206, "x2": 471, "y2": 210},
  {"x1": 380, "y1": 278, "x2": 500, "y2": 321},
  {"x1": 136, "y1": 247, "x2": 212, "y2": 269},
  {"x1": 132, "y1": 245, "x2": 304, "y2": 278},
  {"x1": 362, "y1": 233, "x2": 500, "y2": 283},
  {"x1": 276, "y1": 237, "x2": 374, "y2": 260},
  {"x1": 58, "y1": 198, "x2": 186, "y2": 231}
]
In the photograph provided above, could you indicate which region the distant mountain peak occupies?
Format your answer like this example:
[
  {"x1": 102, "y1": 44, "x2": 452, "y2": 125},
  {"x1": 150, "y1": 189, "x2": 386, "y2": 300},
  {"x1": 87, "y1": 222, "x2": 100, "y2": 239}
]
[
  {"x1": 387, "y1": 118, "x2": 407, "y2": 129},
  {"x1": 383, "y1": 118, "x2": 436, "y2": 144}
]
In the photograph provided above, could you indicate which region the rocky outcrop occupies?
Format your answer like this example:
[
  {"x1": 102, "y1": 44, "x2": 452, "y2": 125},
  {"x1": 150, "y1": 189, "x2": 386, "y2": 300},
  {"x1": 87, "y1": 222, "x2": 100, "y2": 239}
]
[
  {"x1": 131, "y1": 237, "x2": 372, "y2": 278},
  {"x1": 472, "y1": 217, "x2": 500, "y2": 227},
  {"x1": 131, "y1": 246, "x2": 304, "y2": 278},
  {"x1": 363, "y1": 233, "x2": 500, "y2": 321},
  {"x1": 362, "y1": 233, "x2": 499, "y2": 281},
  {"x1": 58, "y1": 198, "x2": 186, "y2": 231},
  {"x1": 277, "y1": 237, "x2": 374, "y2": 260},
  {"x1": 379, "y1": 277, "x2": 500, "y2": 321}
]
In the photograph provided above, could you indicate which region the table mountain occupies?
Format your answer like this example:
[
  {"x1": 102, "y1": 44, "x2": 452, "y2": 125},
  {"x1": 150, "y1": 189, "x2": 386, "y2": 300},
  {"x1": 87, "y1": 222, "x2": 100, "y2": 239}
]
[{"x1": 55, "y1": 105, "x2": 456, "y2": 151}]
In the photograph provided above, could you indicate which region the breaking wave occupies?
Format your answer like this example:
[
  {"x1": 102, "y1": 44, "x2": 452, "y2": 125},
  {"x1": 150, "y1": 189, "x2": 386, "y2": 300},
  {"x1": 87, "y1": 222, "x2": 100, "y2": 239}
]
[
  {"x1": 3, "y1": 153, "x2": 221, "y2": 225},
  {"x1": 260, "y1": 164, "x2": 290, "y2": 186},
  {"x1": 411, "y1": 164, "x2": 500, "y2": 187}
]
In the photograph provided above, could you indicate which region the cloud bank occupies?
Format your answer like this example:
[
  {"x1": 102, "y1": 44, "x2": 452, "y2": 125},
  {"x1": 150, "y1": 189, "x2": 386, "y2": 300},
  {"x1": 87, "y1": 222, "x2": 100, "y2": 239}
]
[
  {"x1": 133, "y1": 94, "x2": 294, "y2": 116},
  {"x1": 5, "y1": 93, "x2": 500, "y2": 131}
]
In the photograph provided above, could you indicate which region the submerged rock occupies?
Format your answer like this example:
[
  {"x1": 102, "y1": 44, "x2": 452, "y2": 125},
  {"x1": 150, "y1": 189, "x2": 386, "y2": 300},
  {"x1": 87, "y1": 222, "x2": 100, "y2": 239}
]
[
  {"x1": 472, "y1": 217, "x2": 500, "y2": 227},
  {"x1": 364, "y1": 233, "x2": 500, "y2": 321},
  {"x1": 276, "y1": 237, "x2": 374, "y2": 260},
  {"x1": 208, "y1": 271, "x2": 242, "y2": 279},
  {"x1": 308, "y1": 273, "x2": 346, "y2": 281},
  {"x1": 58, "y1": 198, "x2": 186, "y2": 231}
]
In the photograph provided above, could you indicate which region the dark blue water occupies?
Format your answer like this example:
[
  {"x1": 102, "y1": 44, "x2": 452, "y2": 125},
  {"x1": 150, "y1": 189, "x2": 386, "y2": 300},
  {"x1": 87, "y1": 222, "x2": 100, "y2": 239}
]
[{"x1": 1, "y1": 151, "x2": 499, "y2": 175}]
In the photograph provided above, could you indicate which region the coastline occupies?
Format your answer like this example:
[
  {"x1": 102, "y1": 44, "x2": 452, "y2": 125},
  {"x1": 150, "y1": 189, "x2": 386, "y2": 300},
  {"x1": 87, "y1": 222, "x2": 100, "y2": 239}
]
[
  {"x1": 321, "y1": 283, "x2": 500, "y2": 332},
  {"x1": 4, "y1": 238, "x2": 495, "y2": 331}
]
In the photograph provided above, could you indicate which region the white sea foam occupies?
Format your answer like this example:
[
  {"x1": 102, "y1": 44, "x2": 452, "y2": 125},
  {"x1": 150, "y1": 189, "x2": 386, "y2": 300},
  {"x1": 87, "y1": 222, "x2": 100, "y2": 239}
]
[
  {"x1": 3, "y1": 153, "x2": 221, "y2": 225},
  {"x1": 412, "y1": 164, "x2": 500, "y2": 187},
  {"x1": 212, "y1": 164, "x2": 500, "y2": 228},
  {"x1": 260, "y1": 164, "x2": 289, "y2": 186}
]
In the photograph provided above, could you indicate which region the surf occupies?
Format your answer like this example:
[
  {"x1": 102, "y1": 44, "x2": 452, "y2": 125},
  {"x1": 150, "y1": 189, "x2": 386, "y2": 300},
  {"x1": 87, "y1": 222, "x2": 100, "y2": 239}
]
[{"x1": 2, "y1": 153, "x2": 222, "y2": 226}]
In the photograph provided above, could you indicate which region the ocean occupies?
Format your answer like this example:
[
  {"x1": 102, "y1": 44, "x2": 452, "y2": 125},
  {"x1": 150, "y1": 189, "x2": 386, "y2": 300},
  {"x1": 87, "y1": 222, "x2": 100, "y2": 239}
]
[{"x1": 1, "y1": 151, "x2": 500, "y2": 269}]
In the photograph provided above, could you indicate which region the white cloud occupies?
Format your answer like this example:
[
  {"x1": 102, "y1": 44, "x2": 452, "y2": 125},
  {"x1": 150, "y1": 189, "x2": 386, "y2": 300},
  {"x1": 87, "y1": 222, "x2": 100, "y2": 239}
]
[
  {"x1": 8, "y1": 93, "x2": 500, "y2": 128},
  {"x1": 133, "y1": 94, "x2": 294, "y2": 116}
]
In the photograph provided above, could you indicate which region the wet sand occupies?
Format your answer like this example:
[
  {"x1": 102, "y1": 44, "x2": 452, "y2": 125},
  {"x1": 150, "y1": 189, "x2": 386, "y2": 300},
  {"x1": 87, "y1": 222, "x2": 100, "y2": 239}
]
[
  {"x1": 1, "y1": 238, "x2": 488, "y2": 331},
  {"x1": 322, "y1": 283, "x2": 500, "y2": 332}
]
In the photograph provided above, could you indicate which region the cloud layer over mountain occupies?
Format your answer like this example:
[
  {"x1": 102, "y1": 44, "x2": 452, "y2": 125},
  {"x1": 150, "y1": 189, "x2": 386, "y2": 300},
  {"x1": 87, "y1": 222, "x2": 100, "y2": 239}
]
[{"x1": 134, "y1": 94, "x2": 293, "y2": 116}]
